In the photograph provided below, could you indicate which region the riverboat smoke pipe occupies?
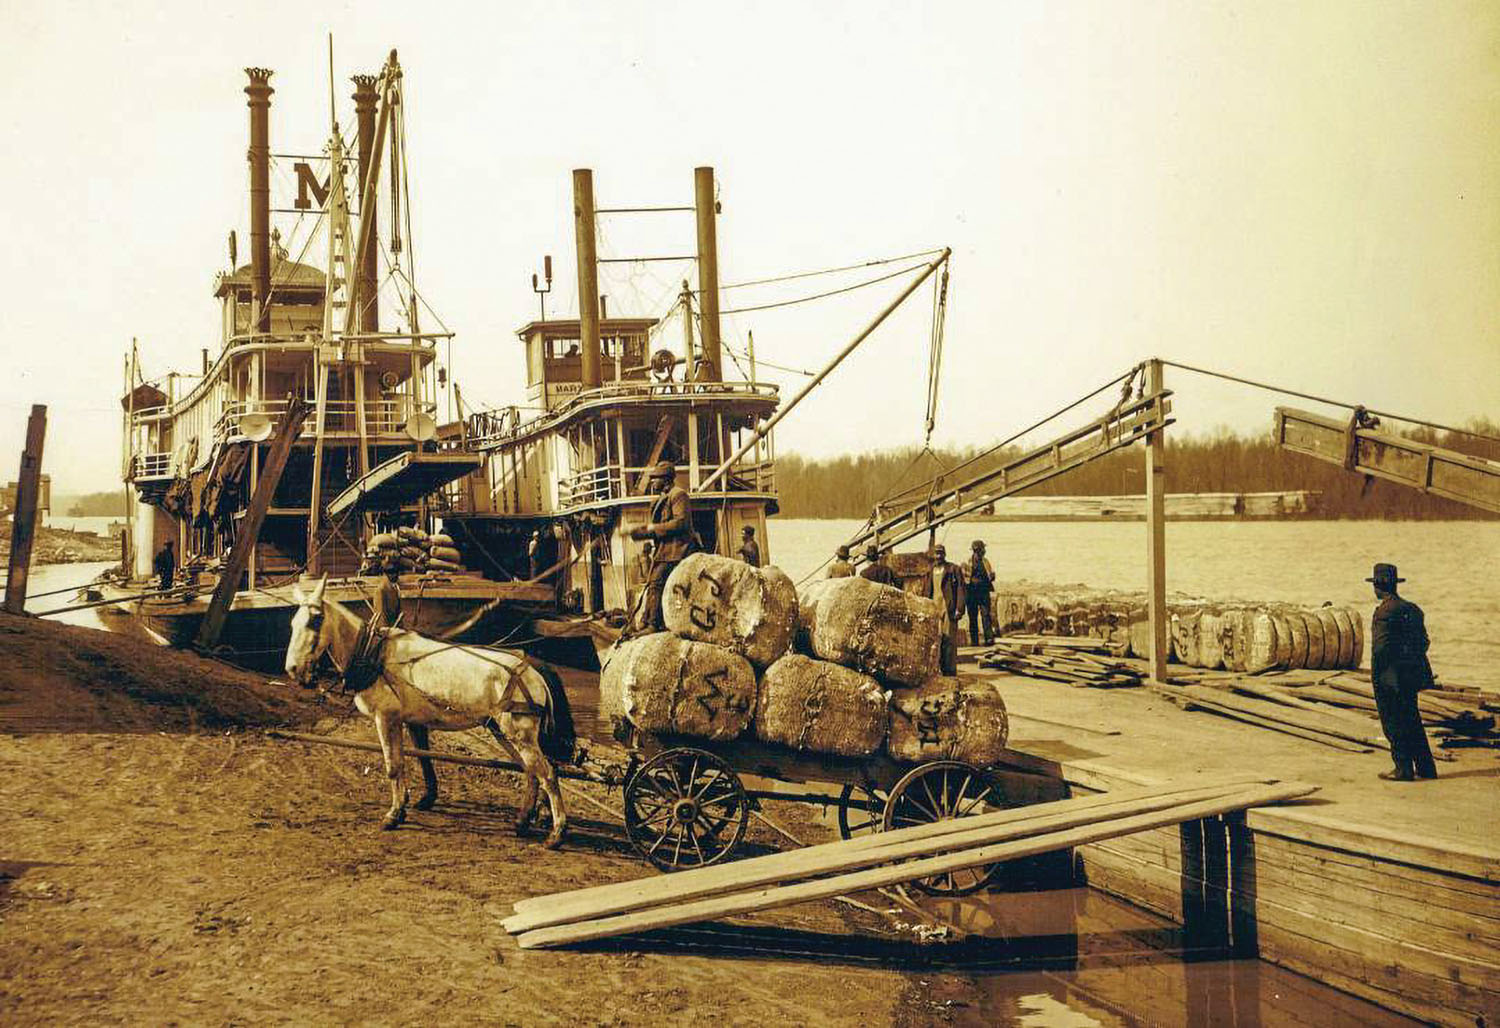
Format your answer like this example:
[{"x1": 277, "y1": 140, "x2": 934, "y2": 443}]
[
  {"x1": 351, "y1": 74, "x2": 380, "y2": 332},
  {"x1": 694, "y1": 167, "x2": 722, "y2": 382},
  {"x1": 245, "y1": 68, "x2": 274, "y2": 334},
  {"x1": 696, "y1": 248, "x2": 951, "y2": 494},
  {"x1": 573, "y1": 169, "x2": 603, "y2": 389}
]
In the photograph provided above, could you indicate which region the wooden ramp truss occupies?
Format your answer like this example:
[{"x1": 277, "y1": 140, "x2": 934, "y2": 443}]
[
  {"x1": 847, "y1": 389, "x2": 1173, "y2": 556},
  {"x1": 1275, "y1": 406, "x2": 1500, "y2": 513},
  {"x1": 502, "y1": 776, "x2": 1313, "y2": 949}
]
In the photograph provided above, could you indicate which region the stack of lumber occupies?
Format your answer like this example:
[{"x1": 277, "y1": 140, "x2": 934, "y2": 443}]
[
  {"x1": 1155, "y1": 682, "x2": 1392, "y2": 753},
  {"x1": 500, "y1": 776, "x2": 1316, "y2": 948},
  {"x1": 977, "y1": 636, "x2": 1143, "y2": 688}
]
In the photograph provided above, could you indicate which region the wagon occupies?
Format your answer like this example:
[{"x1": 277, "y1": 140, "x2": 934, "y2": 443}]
[{"x1": 606, "y1": 723, "x2": 1026, "y2": 897}]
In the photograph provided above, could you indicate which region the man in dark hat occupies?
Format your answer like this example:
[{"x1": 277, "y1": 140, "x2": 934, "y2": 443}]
[
  {"x1": 153, "y1": 538, "x2": 176, "y2": 592},
  {"x1": 1367, "y1": 563, "x2": 1437, "y2": 781},
  {"x1": 738, "y1": 525, "x2": 762, "y2": 567},
  {"x1": 964, "y1": 539, "x2": 996, "y2": 647},
  {"x1": 859, "y1": 543, "x2": 897, "y2": 586},
  {"x1": 921, "y1": 543, "x2": 965, "y2": 674},
  {"x1": 629, "y1": 461, "x2": 694, "y2": 631},
  {"x1": 827, "y1": 544, "x2": 854, "y2": 579}
]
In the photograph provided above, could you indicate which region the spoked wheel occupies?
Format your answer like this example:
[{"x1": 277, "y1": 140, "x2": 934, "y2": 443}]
[
  {"x1": 623, "y1": 747, "x2": 750, "y2": 872},
  {"x1": 882, "y1": 760, "x2": 1007, "y2": 896},
  {"x1": 836, "y1": 783, "x2": 889, "y2": 840}
]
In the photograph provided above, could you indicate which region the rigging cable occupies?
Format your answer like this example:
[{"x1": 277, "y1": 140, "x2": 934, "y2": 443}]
[
  {"x1": 714, "y1": 248, "x2": 946, "y2": 292},
  {"x1": 718, "y1": 260, "x2": 932, "y2": 316},
  {"x1": 1159, "y1": 360, "x2": 1500, "y2": 445},
  {"x1": 923, "y1": 265, "x2": 949, "y2": 444}
]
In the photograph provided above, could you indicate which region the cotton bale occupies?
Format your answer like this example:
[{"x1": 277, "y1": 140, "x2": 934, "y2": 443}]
[
  {"x1": 599, "y1": 632, "x2": 756, "y2": 741},
  {"x1": 754, "y1": 654, "x2": 889, "y2": 757},
  {"x1": 1330, "y1": 607, "x2": 1356, "y2": 668},
  {"x1": 1245, "y1": 610, "x2": 1280, "y2": 673},
  {"x1": 1171, "y1": 609, "x2": 1204, "y2": 667},
  {"x1": 887, "y1": 675, "x2": 1009, "y2": 767},
  {"x1": 1348, "y1": 608, "x2": 1365, "y2": 668},
  {"x1": 797, "y1": 577, "x2": 942, "y2": 687},
  {"x1": 1269, "y1": 611, "x2": 1295, "y2": 669},
  {"x1": 1300, "y1": 610, "x2": 1327, "y2": 669},
  {"x1": 1313, "y1": 607, "x2": 1343, "y2": 670},
  {"x1": 661, "y1": 554, "x2": 797, "y2": 668},
  {"x1": 1196, "y1": 609, "x2": 1226, "y2": 670}
]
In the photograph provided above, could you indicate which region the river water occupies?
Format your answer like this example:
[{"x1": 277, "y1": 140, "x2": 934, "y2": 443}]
[{"x1": 767, "y1": 518, "x2": 1500, "y2": 690}]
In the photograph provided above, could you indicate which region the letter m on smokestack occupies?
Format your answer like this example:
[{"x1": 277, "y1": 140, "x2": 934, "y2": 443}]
[{"x1": 293, "y1": 162, "x2": 331, "y2": 210}]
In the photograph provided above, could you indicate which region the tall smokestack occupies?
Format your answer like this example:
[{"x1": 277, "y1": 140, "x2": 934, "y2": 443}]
[
  {"x1": 351, "y1": 74, "x2": 380, "y2": 332},
  {"x1": 245, "y1": 68, "x2": 274, "y2": 334},
  {"x1": 694, "y1": 167, "x2": 722, "y2": 382},
  {"x1": 573, "y1": 169, "x2": 602, "y2": 390}
]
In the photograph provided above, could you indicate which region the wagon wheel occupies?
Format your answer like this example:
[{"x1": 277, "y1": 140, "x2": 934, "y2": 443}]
[
  {"x1": 882, "y1": 761, "x2": 1007, "y2": 897},
  {"x1": 624, "y1": 747, "x2": 749, "y2": 872},
  {"x1": 836, "y1": 783, "x2": 889, "y2": 840}
]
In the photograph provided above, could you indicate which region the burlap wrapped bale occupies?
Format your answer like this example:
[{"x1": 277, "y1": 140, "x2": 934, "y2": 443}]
[
  {"x1": 1300, "y1": 610, "x2": 1327, "y2": 669},
  {"x1": 599, "y1": 632, "x2": 756, "y2": 741},
  {"x1": 1171, "y1": 609, "x2": 1204, "y2": 667},
  {"x1": 368, "y1": 532, "x2": 399, "y2": 551},
  {"x1": 429, "y1": 533, "x2": 455, "y2": 548},
  {"x1": 1269, "y1": 611, "x2": 1296, "y2": 669},
  {"x1": 797, "y1": 577, "x2": 941, "y2": 687},
  {"x1": 1348, "y1": 608, "x2": 1365, "y2": 669},
  {"x1": 1244, "y1": 610, "x2": 1281, "y2": 673},
  {"x1": 1330, "y1": 607, "x2": 1356, "y2": 668},
  {"x1": 887, "y1": 675, "x2": 1009, "y2": 766},
  {"x1": 663, "y1": 553, "x2": 797, "y2": 668},
  {"x1": 431, "y1": 545, "x2": 463, "y2": 564},
  {"x1": 1195, "y1": 608, "x2": 1225, "y2": 670},
  {"x1": 754, "y1": 654, "x2": 889, "y2": 757},
  {"x1": 1313, "y1": 607, "x2": 1343, "y2": 670}
]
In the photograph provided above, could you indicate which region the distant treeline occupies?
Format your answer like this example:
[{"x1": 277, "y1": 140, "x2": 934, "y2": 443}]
[{"x1": 776, "y1": 420, "x2": 1500, "y2": 520}]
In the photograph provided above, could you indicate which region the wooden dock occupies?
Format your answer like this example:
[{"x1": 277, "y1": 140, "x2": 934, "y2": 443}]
[{"x1": 974, "y1": 656, "x2": 1499, "y2": 1025}]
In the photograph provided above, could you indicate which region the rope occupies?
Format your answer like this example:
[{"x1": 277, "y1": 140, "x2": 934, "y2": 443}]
[
  {"x1": 714, "y1": 248, "x2": 945, "y2": 292},
  {"x1": 923, "y1": 266, "x2": 950, "y2": 443},
  {"x1": 718, "y1": 261, "x2": 930, "y2": 316},
  {"x1": 1160, "y1": 359, "x2": 1500, "y2": 445}
]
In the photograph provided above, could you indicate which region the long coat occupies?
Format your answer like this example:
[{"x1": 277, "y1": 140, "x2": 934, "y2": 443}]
[{"x1": 1371, "y1": 594, "x2": 1434, "y2": 693}]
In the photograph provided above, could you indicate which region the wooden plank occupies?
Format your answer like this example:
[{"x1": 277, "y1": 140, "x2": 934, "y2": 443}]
[
  {"x1": 1166, "y1": 690, "x2": 1373, "y2": 751},
  {"x1": 3, "y1": 404, "x2": 47, "y2": 614},
  {"x1": 510, "y1": 783, "x2": 1316, "y2": 947},
  {"x1": 195, "y1": 396, "x2": 308, "y2": 649},
  {"x1": 505, "y1": 777, "x2": 1279, "y2": 929},
  {"x1": 1175, "y1": 684, "x2": 1391, "y2": 750},
  {"x1": 1251, "y1": 834, "x2": 1500, "y2": 913}
]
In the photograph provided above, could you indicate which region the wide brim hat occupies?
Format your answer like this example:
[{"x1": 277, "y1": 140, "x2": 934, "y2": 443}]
[{"x1": 1364, "y1": 562, "x2": 1406, "y2": 584}]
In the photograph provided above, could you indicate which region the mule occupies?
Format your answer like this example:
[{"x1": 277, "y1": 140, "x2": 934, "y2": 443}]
[{"x1": 283, "y1": 577, "x2": 569, "y2": 847}]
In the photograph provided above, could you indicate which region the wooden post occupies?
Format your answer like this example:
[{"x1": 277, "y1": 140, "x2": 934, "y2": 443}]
[
  {"x1": 3, "y1": 405, "x2": 47, "y2": 614},
  {"x1": 1145, "y1": 358, "x2": 1169, "y2": 683},
  {"x1": 197, "y1": 396, "x2": 309, "y2": 650},
  {"x1": 305, "y1": 359, "x2": 331, "y2": 574},
  {"x1": 680, "y1": 280, "x2": 696, "y2": 380},
  {"x1": 694, "y1": 167, "x2": 722, "y2": 382},
  {"x1": 573, "y1": 169, "x2": 602, "y2": 390}
]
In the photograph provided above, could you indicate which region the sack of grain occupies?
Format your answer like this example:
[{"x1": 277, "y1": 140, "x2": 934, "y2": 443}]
[
  {"x1": 429, "y1": 533, "x2": 454, "y2": 548},
  {"x1": 398, "y1": 545, "x2": 425, "y2": 563},
  {"x1": 754, "y1": 654, "x2": 888, "y2": 757},
  {"x1": 368, "y1": 532, "x2": 399, "y2": 551},
  {"x1": 887, "y1": 675, "x2": 1009, "y2": 766},
  {"x1": 426, "y1": 558, "x2": 463, "y2": 573},
  {"x1": 396, "y1": 525, "x2": 428, "y2": 544},
  {"x1": 797, "y1": 577, "x2": 941, "y2": 687},
  {"x1": 662, "y1": 553, "x2": 797, "y2": 668},
  {"x1": 599, "y1": 632, "x2": 755, "y2": 741},
  {"x1": 430, "y1": 545, "x2": 463, "y2": 564}
]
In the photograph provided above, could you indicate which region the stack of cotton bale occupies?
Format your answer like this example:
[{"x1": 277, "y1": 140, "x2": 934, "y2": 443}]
[
  {"x1": 358, "y1": 526, "x2": 469, "y2": 576},
  {"x1": 797, "y1": 576, "x2": 1008, "y2": 764}
]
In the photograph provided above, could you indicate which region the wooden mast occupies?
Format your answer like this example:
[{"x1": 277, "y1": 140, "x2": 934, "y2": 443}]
[
  {"x1": 1145, "y1": 358, "x2": 1169, "y2": 683},
  {"x1": 574, "y1": 169, "x2": 602, "y2": 391}
]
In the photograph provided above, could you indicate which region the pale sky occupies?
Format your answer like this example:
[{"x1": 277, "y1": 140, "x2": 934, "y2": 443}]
[{"x1": 2, "y1": 1, "x2": 1496, "y2": 495}]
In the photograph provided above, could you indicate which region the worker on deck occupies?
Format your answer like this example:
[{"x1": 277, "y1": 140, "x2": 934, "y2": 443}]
[
  {"x1": 921, "y1": 544, "x2": 965, "y2": 675},
  {"x1": 827, "y1": 545, "x2": 854, "y2": 579},
  {"x1": 373, "y1": 557, "x2": 403, "y2": 628},
  {"x1": 630, "y1": 461, "x2": 694, "y2": 631},
  {"x1": 1367, "y1": 564, "x2": 1438, "y2": 781},
  {"x1": 965, "y1": 539, "x2": 996, "y2": 647},
  {"x1": 153, "y1": 538, "x2": 176, "y2": 592},
  {"x1": 738, "y1": 525, "x2": 762, "y2": 567},
  {"x1": 859, "y1": 544, "x2": 897, "y2": 586}
]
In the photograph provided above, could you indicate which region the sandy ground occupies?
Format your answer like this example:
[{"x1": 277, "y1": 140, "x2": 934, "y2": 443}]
[{"x1": 0, "y1": 614, "x2": 974, "y2": 1026}]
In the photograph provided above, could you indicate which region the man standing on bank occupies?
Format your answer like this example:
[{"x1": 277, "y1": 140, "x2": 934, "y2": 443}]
[
  {"x1": 827, "y1": 544, "x2": 854, "y2": 579},
  {"x1": 153, "y1": 538, "x2": 176, "y2": 593},
  {"x1": 1368, "y1": 563, "x2": 1438, "y2": 781},
  {"x1": 922, "y1": 544, "x2": 966, "y2": 675},
  {"x1": 965, "y1": 539, "x2": 996, "y2": 647},
  {"x1": 738, "y1": 525, "x2": 762, "y2": 567},
  {"x1": 630, "y1": 461, "x2": 694, "y2": 632}
]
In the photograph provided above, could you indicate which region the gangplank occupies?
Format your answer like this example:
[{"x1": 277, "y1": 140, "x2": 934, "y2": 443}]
[
  {"x1": 846, "y1": 388, "x2": 1173, "y2": 555},
  {"x1": 1274, "y1": 407, "x2": 1500, "y2": 514}
]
